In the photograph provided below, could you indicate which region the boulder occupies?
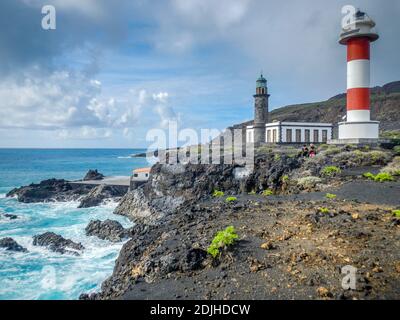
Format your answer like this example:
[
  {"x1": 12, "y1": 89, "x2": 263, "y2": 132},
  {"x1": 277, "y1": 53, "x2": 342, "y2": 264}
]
[
  {"x1": 6, "y1": 179, "x2": 93, "y2": 203},
  {"x1": 78, "y1": 185, "x2": 126, "y2": 208},
  {"x1": 2, "y1": 213, "x2": 18, "y2": 220},
  {"x1": 0, "y1": 237, "x2": 27, "y2": 252},
  {"x1": 85, "y1": 219, "x2": 130, "y2": 242},
  {"x1": 83, "y1": 169, "x2": 104, "y2": 181},
  {"x1": 33, "y1": 232, "x2": 84, "y2": 256}
]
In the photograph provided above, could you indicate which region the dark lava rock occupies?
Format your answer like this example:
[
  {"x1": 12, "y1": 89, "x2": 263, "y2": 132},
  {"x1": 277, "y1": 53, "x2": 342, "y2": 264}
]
[
  {"x1": 83, "y1": 169, "x2": 104, "y2": 181},
  {"x1": 33, "y1": 232, "x2": 84, "y2": 255},
  {"x1": 6, "y1": 179, "x2": 93, "y2": 203},
  {"x1": 2, "y1": 214, "x2": 18, "y2": 220},
  {"x1": 184, "y1": 248, "x2": 207, "y2": 271},
  {"x1": 0, "y1": 237, "x2": 27, "y2": 252},
  {"x1": 85, "y1": 219, "x2": 130, "y2": 242},
  {"x1": 78, "y1": 185, "x2": 126, "y2": 208}
]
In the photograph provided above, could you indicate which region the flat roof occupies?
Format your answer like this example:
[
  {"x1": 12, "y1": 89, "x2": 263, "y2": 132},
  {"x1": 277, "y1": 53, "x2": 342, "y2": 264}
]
[
  {"x1": 247, "y1": 121, "x2": 332, "y2": 128},
  {"x1": 133, "y1": 167, "x2": 151, "y2": 173}
]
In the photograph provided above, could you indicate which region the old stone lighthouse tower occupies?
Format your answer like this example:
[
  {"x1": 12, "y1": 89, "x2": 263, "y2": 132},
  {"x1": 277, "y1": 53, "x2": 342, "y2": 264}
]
[{"x1": 253, "y1": 74, "x2": 270, "y2": 144}]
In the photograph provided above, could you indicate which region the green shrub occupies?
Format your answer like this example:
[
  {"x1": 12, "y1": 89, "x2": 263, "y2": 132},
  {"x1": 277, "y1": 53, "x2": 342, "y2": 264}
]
[
  {"x1": 282, "y1": 175, "x2": 289, "y2": 183},
  {"x1": 363, "y1": 172, "x2": 394, "y2": 182},
  {"x1": 381, "y1": 157, "x2": 400, "y2": 176},
  {"x1": 225, "y1": 196, "x2": 237, "y2": 203},
  {"x1": 393, "y1": 210, "x2": 400, "y2": 218},
  {"x1": 213, "y1": 190, "x2": 224, "y2": 197},
  {"x1": 324, "y1": 147, "x2": 341, "y2": 156},
  {"x1": 274, "y1": 154, "x2": 281, "y2": 161},
  {"x1": 297, "y1": 176, "x2": 322, "y2": 189},
  {"x1": 262, "y1": 189, "x2": 274, "y2": 196},
  {"x1": 321, "y1": 166, "x2": 341, "y2": 177},
  {"x1": 394, "y1": 146, "x2": 400, "y2": 156},
  {"x1": 318, "y1": 144, "x2": 329, "y2": 150},
  {"x1": 319, "y1": 207, "x2": 330, "y2": 214},
  {"x1": 333, "y1": 150, "x2": 391, "y2": 167},
  {"x1": 325, "y1": 193, "x2": 337, "y2": 199},
  {"x1": 370, "y1": 151, "x2": 387, "y2": 163},
  {"x1": 374, "y1": 173, "x2": 394, "y2": 182},
  {"x1": 248, "y1": 189, "x2": 256, "y2": 195},
  {"x1": 363, "y1": 172, "x2": 375, "y2": 180},
  {"x1": 207, "y1": 226, "x2": 239, "y2": 258},
  {"x1": 381, "y1": 130, "x2": 400, "y2": 140}
]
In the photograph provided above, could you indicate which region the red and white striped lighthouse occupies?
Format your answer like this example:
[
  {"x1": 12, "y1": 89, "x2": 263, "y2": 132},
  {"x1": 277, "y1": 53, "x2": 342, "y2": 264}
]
[{"x1": 338, "y1": 9, "x2": 380, "y2": 141}]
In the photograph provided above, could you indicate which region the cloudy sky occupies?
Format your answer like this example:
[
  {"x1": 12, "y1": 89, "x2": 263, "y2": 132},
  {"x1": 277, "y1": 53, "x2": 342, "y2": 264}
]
[{"x1": 0, "y1": 0, "x2": 399, "y2": 148}]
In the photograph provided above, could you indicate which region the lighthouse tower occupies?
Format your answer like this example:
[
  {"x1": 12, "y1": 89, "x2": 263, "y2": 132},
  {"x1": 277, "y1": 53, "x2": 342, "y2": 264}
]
[
  {"x1": 338, "y1": 9, "x2": 380, "y2": 141},
  {"x1": 253, "y1": 74, "x2": 269, "y2": 145}
]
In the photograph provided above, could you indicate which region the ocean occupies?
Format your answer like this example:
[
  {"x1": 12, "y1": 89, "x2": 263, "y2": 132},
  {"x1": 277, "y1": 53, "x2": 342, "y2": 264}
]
[{"x1": 0, "y1": 149, "x2": 149, "y2": 300}]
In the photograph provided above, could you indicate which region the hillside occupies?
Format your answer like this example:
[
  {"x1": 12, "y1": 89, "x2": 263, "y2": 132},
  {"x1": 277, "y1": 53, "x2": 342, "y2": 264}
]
[{"x1": 230, "y1": 81, "x2": 400, "y2": 137}]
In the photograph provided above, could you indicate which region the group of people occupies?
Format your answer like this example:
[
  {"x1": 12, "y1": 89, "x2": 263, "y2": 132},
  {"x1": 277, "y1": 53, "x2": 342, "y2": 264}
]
[{"x1": 301, "y1": 144, "x2": 317, "y2": 158}]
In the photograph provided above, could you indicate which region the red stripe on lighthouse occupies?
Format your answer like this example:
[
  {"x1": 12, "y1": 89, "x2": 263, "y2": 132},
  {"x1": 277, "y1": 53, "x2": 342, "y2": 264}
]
[
  {"x1": 347, "y1": 88, "x2": 370, "y2": 110},
  {"x1": 347, "y1": 38, "x2": 370, "y2": 61}
]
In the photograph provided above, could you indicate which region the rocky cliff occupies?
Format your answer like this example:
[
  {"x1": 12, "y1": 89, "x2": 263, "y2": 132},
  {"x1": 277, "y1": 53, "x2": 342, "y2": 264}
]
[{"x1": 84, "y1": 144, "x2": 400, "y2": 300}]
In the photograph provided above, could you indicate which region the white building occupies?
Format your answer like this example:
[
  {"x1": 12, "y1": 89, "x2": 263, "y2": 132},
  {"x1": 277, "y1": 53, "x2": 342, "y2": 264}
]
[
  {"x1": 246, "y1": 121, "x2": 333, "y2": 144},
  {"x1": 131, "y1": 167, "x2": 151, "y2": 181}
]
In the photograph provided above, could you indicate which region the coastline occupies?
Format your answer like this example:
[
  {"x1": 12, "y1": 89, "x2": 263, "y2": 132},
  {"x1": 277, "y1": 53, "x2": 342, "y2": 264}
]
[{"x1": 1, "y1": 145, "x2": 400, "y2": 300}]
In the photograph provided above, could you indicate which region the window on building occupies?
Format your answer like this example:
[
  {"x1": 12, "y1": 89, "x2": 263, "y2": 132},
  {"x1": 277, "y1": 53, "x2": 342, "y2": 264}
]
[
  {"x1": 305, "y1": 129, "x2": 310, "y2": 143},
  {"x1": 133, "y1": 173, "x2": 138, "y2": 177},
  {"x1": 272, "y1": 129, "x2": 277, "y2": 143},
  {"x1": 313, "y1": 130, "x2": 319, "y2": 143},
  {"x1": 267, "y1": 130, "x2": 271, "y2": 143},
  {"x1": 322, "y1": 130, "x2": 328, "y2": 143},
  {"x1": 296, "y1": 129, "x2": 301, "y2": 143},
  {"x1": 145, "y1": 173, "x2": 148, "y2": 177},
  {"x1": 286, "y1": 129, "x2": 292, "y2": 143}
]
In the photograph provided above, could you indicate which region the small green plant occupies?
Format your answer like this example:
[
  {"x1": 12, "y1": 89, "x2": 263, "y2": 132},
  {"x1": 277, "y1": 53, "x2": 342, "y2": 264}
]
[
  {"x1": 262, "y1": 189, "x2": 274, "y2": 197},
  {"x1": 225, "y1": 196, "x2": 238, "y2": 203},
  {"x1": 393, "y1": 210, "x2": 400, "y2": 218},
  {"x1": 363, "y1": 172, "x2": 394, "y2": 182},
  {"x1": 363, "y1": 172, "x2": 375, "y2": 180},
  {"x1": 274, "y1": 154, "x2": 281, "y2": 161},
  {"x1": 374, "y1": 173, "x2": 394, "y2": 182},
  {"x1": 319, "y1": 207, "x2": 330, "y2": 214},
  {"x1": 213, "y1": 190, "x2": 224, "y2": 197},
  {"x1": 394, "y1": 146, "x2": 400, "y2": 156},
  {"x1": 321, "y1": 166, "x2": 341, "y2": 177},
  {"x1": 325, "y1": 193, "x2": 337, "y2": 199},
  {"x1": 248, "y1": 189, "x2": 256, "y2": 195},
  {"x1": 207, "y1": 226, "x2": 239, "y2": 258},
  {"x1": 282, "y1": 175, "x2": 289, "y2": 183}
]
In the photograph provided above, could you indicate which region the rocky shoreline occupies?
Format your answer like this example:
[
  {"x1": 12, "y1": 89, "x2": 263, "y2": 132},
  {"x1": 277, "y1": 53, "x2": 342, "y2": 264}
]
[
  {"x1": 2, "y1": 146, "x2": 400, "y2": 300},
  {"x1": 6, "y1": 170, "x2": 127, "y2": 207},
  {"x1": 1, "y1": 170, "x2": 131, "y2": 258}
]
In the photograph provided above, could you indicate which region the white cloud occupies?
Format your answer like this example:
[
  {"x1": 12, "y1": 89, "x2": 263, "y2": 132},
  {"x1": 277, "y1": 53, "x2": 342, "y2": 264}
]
[
  {"x1": 57, "y1": 126, "x2": 112, "y2": 140},
  {"x1": 0, "y1": 66, "x2": 179, "y2": 140}
]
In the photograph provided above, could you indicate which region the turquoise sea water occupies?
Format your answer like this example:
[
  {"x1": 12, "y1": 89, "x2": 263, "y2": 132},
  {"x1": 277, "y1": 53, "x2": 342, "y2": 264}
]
[{"x1": 0, "y1": 149, "x2": 149, "y2": 300}]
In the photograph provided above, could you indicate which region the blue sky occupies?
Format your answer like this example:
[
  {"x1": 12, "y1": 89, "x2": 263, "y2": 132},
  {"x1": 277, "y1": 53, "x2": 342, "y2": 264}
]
[{"x1": 0, "y1": 0, "x2": 399, "y2": 148}]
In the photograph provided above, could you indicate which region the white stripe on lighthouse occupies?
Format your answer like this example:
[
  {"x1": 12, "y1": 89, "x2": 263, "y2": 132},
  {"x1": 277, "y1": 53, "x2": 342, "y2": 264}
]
[
  {"x1": 347, "y1": 110, "x2": 371, "y2": 122},
  {"x1": 347, "y1": 59, "x2": 370, "y2": 89}
]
